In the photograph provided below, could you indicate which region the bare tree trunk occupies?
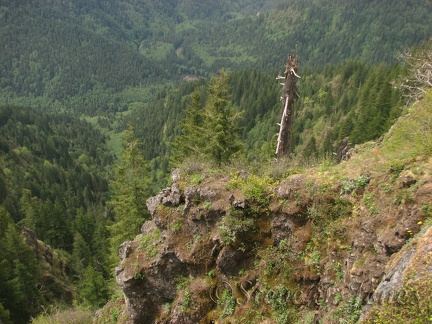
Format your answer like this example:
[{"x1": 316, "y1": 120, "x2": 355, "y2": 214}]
[
  {"x1": 276, "y1": 53, "x2": 300, "y2": 158},
  {"x1": 397, "y1": 46, "x2": 432, "y2": 105}
]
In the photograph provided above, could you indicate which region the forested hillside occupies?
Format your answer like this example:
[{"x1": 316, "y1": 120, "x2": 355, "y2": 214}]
[
  {"x1": 124, "y1": 60, "x2": 404, "y2": 167},
  {"x1": 0, "y1": 0, "x2": 431, "y2": 322},
  {"x1": 0, "y1": 0, "x2": 285, "y2": 115},
  {"x1": 0, "y1": 106, "x2": 114, "y2": 322},
  {"x1": 1, "y1": 0, "x2": 430, "y2": 116}
]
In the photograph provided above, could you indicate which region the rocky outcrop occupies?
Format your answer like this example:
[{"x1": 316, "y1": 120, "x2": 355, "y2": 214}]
[
  {"x1": 359, "y1": 225, "x2": 432, "y2": 321},
  {"x1": 115, "y1": 221, "x2": 188, "y2": 323},
  {"x1": 21, "y1": 227, "x2": 75, "y2": 304},
  {"x1": 114, "y1": 161, "x2": 432, "y2": 323}
]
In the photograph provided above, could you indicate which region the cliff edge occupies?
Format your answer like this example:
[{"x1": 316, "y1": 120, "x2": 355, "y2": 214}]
[{"x1": 103, "y1": 93, "x2": 432, "y2": 323}]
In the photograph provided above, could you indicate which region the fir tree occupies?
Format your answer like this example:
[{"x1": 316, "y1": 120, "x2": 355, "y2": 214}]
[
  {"x1": 170, "y1": 89, "x2": 207, "y2": 165},
  {"x1": 0, "y1": 207, "x2": 40, "y2": 323},
  {"x1": 79, "y1": 265, "x2": 109, "y2": 309},
  {"x1": 108, "y1": 126, "x2": 151, "y2": 260},
  {"x1": 203, "y1": 70, "x2": 243, "y2": 165},
  {"x1": 171, "y1": 70, "x2": 243, "y2": 166}
]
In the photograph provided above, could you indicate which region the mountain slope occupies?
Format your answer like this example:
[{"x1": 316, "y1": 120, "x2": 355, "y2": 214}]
[
  {"x1": 0, "y1": 105, "x2": 113, "y2": 323},
  {"x1": 0, "y1": 0, "x2": 430, "y2": 114}
]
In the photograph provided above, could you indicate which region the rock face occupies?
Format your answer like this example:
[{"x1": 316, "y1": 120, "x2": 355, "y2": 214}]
[
  {"x1": 114, "y1": 162, "x2": 432, "y2": 323},
  {"x1": 360, "y1": 226, "x2": 432, "y2": 321}
]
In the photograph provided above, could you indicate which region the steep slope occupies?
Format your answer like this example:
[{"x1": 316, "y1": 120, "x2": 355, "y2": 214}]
[
  {"x1": 106, "y1": 91, "x2": 432, "y2": 323},
  {"x1": 0, "y1": 106, "x2": 113, "y2": 322}
]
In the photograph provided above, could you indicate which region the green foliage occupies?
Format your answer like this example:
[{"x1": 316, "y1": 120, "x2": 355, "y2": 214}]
[
  {"x1": 171, "y1": 71, "x2": 243, "y2": 166},
  {"x1": 170, "y1": 88, "x2": 207, "y2": 166},
  {"x1": 331, "y1": 262, "x2": 344, "y2": 282},
  {"x1": 0, "y1": 105, "x2": 110, "y2": 224},
  {"x1": 227, "y1": 173, "x2": 273, "y2": 216},
  {"x1": 108, "y1": 126, "x2": 152, "y2": 260},
  {"x1": 129, "y1": 59, "x2": 408, "y2": 170},
  {"x1": 180, "y1": 290, "x2": 192, "y2": 312},
  {"x1": 363, "y1": 278, "x2": 432, "y2": 324},
  {"x1": 1, "y1": 1, "x2": 431, "y2": 322},
  {"x1": 218, "y1": 289, "x2": 236, "y2": 318},
  {"x1": 71, "y1": 231, "x2": 91, "y2": 274},
  {"x1": 420, "y1": 204, "x2": 432, "y2": 219},
  {"x1": 190, "y1": 173, "x2": 205, "y2": 186},
  {"x1": 155, "y1": 59, "x2": 407, "y2": 168},
  {"x1": 79, "y1": 265, "x2": 110, "y2": 309},
  {"x1": 0, "y1": 0, "x2": 430, "y2": 174},
  {"x1": 257, "y1": 239, "x2": 294, "y2": 279},
  {"x1": 176, "y1": 275, "x2": 190, "y2": 290},
  {"x1": 0, "y1": 105, "x2": 113, "y2": 317},
  {"x1": 381, "y1": 90, "x2": 432, "y2": 158},
  {"x1": 172, "y1": 219, "x2": 183, "y2": 233},
  {"x1": 363, "y1": 193, "x2": 380, "y2": 214},
  {"x1": 204, "y1": 71, "x2": 243, "y2": 164},
  {"x1": 330, "y1": 295, "x2": 363, "y2": 323},
  {"x1": 340, "y1": 174, "x2": 371, "y2": 195},
  {"x1": 91, "y1": 291, "x2": 125, "y2": 324},
  {"x1": 137, "y1": 228, "x2": 161, "y2": 260},
  {"x1": 0, "y1": 207, "x2": 40, "y2": 323},
  {"x1": 30, "y1": 307, "x2": 92, "y2": 324},
  {"x1": 1, "y1": 0, "x2": 430, "y2": 117},
  {"x1": 269, "y1": 287, "x2": 298, "y2": 324},
  {"x1": 307, "y1": 197, "x2": 352, "y2": 227},
  {"x1": 218, "y1": 208, "x2": 255, "y2": 245},
  {"x1": 242, "y1": 177, "x2": 272, "y2": 209}
]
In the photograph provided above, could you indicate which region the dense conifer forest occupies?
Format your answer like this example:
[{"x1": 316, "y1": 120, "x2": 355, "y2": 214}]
[{"x1": 0, "y1": 0, "x2": 431, "y2": 322}]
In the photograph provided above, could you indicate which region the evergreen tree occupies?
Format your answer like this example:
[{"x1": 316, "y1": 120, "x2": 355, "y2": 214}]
[
  {"x1": 170, "y1": 89, "x2": 207, "y2": 165},
  {"x1": 19, "y1": 189, "x2": 39, "y2": 230},
  {"x1": 91, "y1": 213, "x2": 110, "y2": 275},
  {"x1": 44, "y1": 199, "x2": 73, "y2": 252},
  {"x1": 108, "y1": 126, "x2": 151, "y2": 260},
  {"x1": 203, "y1": 70, "x2": 243, "y2": 165},
  {"x1": 79, "y1": 265, "x2": 109, "y2": 309},
  {"x1": 73, "y1": 208, "x2": 96, "y2": 249},
  {"x1": 0, "y1": 206, "x2": 40, "y2": 323},
  {"x1": 303, "y1": 136, "x2": 319, "y2": 159},
  {"x1": 171, "y1": 71, "x2": 243, "y2": 166},
  {"x1": 71, "y1": 231, "x2": 92, "y2": 274}
]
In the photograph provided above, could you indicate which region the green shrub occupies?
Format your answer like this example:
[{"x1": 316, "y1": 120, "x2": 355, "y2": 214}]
[
  {"x1": 420, "y1": 204, "x2": 432, "y2": 218},
  {"x1": 180, "y1": 290, "x2": 192, "y2": 312},
  {"x1": 173, "y1": 219, "x2": 182, "y2": 233},
  {"x1": 190, "y1": 173, "x2": 205, "y2": 185},
  {"x1": 258, "y1": 239, "x2": 294, "y2": 278},
  {"x1": 218, "y1": 208, "x2": 255, "y2": 245},
  {"x1": 340, "y1": 174, "x2": 370, "y2": 195},
  {"x1": 218, "y1": 289, "x2": 236, "y2": 317},
  {"x1": 330, "y1": 295, "x2": 362, "y2": 324},
  {"x1": 138, "y1": 229, "x2": 161, "y2": 259},
  {"x1": 307, "y1": 197, "x2": 352, "y2": 227},
  {"x1": 363, "y1": 192, "x2": 380, "y2": 214},
  {"x1": 226, "y1": 174, "x2": 273, "y2": 216},
  {"x1": 176, "y1": 275, "x2": 190, "y2": 290}
]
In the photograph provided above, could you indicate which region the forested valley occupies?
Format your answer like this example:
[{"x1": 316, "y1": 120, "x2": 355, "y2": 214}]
[{"x1": 0, "y1": 0, "x2": 431, "y2": 323}]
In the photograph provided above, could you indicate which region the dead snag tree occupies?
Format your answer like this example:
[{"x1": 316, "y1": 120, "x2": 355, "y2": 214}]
[{"x1": 276, "y1": 53, "x2": 300, "y2": 158}]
